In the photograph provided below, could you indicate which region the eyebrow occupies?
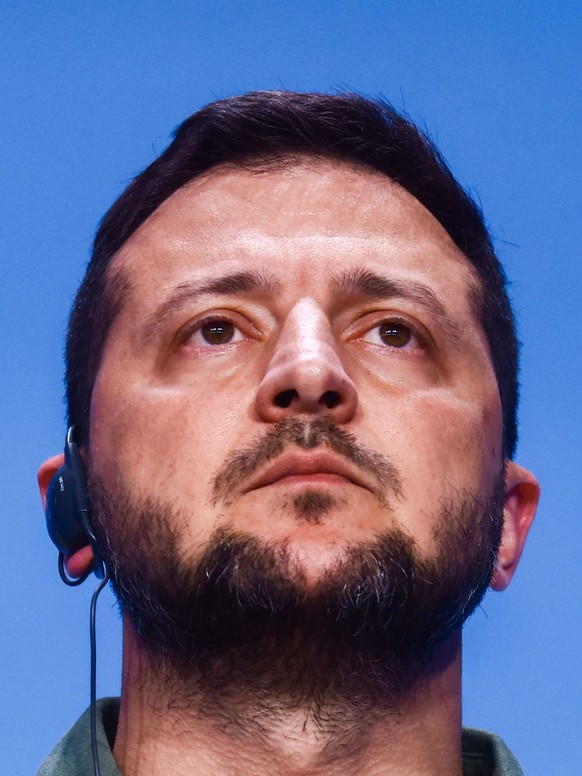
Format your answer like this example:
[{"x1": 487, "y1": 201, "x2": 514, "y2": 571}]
[
  {"x1": 143, "y1": 266, "x2": 463, "y2": 345},
  {"x1": 331, "y1": 268, "x2": 463, "y2": 344},
  {"x1": 143, "y1": 269, "x2": 280, "y2": 343}
]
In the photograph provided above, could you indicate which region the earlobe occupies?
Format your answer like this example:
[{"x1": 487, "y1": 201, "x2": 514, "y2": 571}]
[
  {"x1": 491, "y1": 462, "x2": 540, "y2": 591},
  {"x1": 64, "y1": 545, "x2": 96, "y2": 578},
  {"x1": 37, "y1": 454, "x2": 65, "y2": 510}
]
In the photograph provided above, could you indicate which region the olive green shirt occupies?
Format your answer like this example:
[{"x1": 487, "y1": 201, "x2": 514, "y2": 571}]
[{"x1": 37, "y1": 698, "x2": 524, "y2": 775}]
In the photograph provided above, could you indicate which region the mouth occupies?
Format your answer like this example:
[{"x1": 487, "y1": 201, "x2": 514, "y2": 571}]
[{"x1": 241, "y1": 450, "x2": 375, "y2": 495}]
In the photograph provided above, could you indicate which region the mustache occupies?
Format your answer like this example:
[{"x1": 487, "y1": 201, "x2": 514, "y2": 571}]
[{"x1": 211, "y1": 418, "x2": 403, "y2": 505}]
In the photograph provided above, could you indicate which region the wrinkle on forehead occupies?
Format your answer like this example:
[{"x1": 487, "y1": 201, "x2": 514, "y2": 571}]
[{"x1": 112, "y1": 157, "x2": 467, "y2": 251}]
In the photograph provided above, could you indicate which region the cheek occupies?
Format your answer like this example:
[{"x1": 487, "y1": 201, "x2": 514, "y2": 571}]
[
  {"x1": 364, "y1": 387, "x2": 503, "y2": 537},
  {"x1": 425, "y1": 393, "x2": 500, "y2": 475},
  {"x1": 89, "y1": 368, "x2": 251, "y2": 517}
]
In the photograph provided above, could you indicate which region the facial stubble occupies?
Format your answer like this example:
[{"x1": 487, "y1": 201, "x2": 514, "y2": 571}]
[{"x1": 89, "y1": 420, "x2": 505, "y2": 723}]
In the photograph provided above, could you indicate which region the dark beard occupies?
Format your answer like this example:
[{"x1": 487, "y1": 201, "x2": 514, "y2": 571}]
[{"x1": 88, "y1": 421, "x2": 505, "y2": 720}]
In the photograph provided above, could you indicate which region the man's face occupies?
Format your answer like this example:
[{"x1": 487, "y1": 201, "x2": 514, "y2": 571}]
[{"x1": 90, "y1": 160, "x2": 503, "y2": 585}]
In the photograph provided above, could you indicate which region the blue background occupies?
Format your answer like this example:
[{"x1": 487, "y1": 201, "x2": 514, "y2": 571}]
[{"x1": 2, "y1": 3, "x2": 580, "y2": 773}]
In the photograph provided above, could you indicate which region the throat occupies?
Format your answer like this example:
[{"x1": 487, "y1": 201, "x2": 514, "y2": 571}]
[{"x1": 115, "y1": 629, "x2": 463, "y2": 776}]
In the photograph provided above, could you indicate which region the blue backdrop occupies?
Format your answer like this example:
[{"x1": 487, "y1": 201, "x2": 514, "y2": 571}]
[{"x1": 2, "y1": 3, "x2": 580, "y2": 774}]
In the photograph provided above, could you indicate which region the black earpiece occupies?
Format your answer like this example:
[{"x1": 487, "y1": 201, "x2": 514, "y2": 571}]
[
  {"x1": 46, "y1": 428, "x2": 110, "y2": 775},
  {"x1": 45, "y1": 426, "x2": 104, "y2": 584}
]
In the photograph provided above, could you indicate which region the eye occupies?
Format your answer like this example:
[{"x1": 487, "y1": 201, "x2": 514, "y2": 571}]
[
  {"x1": 182, "y1": 317, "x2": 247, "y2": 348},
  {"x1": 200, "y1": 319, "x2": 238, "y2": 345},
  {"x1": 361, "y1": 319, "x2": 418, "y2": 349}
]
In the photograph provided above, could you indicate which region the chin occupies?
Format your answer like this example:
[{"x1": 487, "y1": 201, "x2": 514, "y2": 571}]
[{"x1": 282, "y1": 538, "x2": 355, "y2": 589}]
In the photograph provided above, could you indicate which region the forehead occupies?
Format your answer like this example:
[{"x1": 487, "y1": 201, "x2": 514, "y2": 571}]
[{"x1": 111, "y1": 160, "x2": 479, "y2": 307}]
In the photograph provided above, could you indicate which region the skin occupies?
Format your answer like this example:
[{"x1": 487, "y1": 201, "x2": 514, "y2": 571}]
[{"x1": 39, "y1": 160, "x2": 539, "y2": 775}]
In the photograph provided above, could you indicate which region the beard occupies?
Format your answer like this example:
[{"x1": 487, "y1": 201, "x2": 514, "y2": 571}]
[{"x1": 88, "y1": 418, "x2": 505, "y2": 721}]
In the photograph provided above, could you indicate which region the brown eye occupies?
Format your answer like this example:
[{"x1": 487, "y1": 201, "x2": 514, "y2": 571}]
[
  {"x1": 182, "y1": 315, "x2": 249, "y2": 350},
  {"x1": 200, "y1": 320, "x2": 236, "y2": 345},
  {"x1": 378, "y1": 321, "x2": 412, "y2": 348}
]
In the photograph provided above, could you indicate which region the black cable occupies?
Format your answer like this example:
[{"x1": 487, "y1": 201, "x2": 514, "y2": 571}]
[{"x1": 90, "y1": 573, "x2": 110, "y2": 776}]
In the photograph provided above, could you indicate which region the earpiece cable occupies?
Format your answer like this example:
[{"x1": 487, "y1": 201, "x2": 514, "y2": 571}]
[
  {"x1": 58, "y1": 552, "x2": 93, "y2": 587},
  {"x1": 90, "y1": 572, "x2": 110, "y2": 776}
]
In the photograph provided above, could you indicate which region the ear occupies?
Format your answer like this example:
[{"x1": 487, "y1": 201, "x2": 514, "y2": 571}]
[
  {"x1": 491, "y1": 461, "x2": 540, "y2": 591},
  {"x1": 37, "y1": 453, "x2": 95, "y2": 579},
  {"x1": 37, "y1": 454, "x2": 64, "y2": 510}
]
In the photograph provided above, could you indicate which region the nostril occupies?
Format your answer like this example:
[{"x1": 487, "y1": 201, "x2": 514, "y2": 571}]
[
  {"x1": 274, "y1": 389, "x2": 298, "y2": 408},
  {"x1": 320, "y1": 390, "x2": 340, "y2": 409}
]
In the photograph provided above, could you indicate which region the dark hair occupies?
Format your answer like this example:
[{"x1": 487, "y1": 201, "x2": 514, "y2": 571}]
[{"x1": 66, "y1": 91, "x2": 519, "y2": 456}]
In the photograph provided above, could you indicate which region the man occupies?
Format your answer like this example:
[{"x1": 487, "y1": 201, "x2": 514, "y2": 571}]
[{"x1": 37, "y1": 91, "x2": 539, "y2": 775}]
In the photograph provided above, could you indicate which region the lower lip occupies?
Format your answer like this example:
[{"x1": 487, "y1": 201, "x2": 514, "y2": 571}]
[{"x1": 260, "y1": 473, "x2": 356, "y2": 489}]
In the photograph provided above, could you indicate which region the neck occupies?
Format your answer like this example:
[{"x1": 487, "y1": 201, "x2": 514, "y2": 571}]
[{"x1": 113, "y1": 620, "x2": 464, "y2": 776}]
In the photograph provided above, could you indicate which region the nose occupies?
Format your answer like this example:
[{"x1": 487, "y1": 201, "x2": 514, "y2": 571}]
[{"x1": 255, "y1": 299, "x2": 358, "y2": 424}]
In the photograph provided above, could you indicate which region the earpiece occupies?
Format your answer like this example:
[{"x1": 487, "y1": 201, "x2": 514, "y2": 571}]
[{"x1": 45, "y1": 426, "x2": 104, "y2": 584}]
